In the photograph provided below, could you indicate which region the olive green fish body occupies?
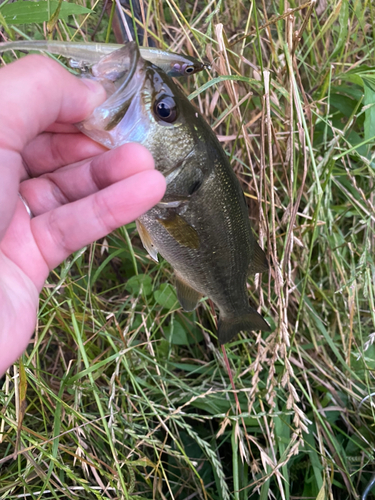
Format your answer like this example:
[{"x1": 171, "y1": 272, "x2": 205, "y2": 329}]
[
  {"x1": 0, "y1": 40, "x2": 206, "y2": 77},
  {"x1": 77, "y1": 43, "x2": 270, "y2": 344},
  {"x1": 139, "y1": 126, "x2": 270, "y2": 343}
]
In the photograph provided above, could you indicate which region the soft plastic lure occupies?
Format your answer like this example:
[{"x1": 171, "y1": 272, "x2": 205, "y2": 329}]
[{"x1": 0, "y1": 40, "x2": 207, "y2": 77}]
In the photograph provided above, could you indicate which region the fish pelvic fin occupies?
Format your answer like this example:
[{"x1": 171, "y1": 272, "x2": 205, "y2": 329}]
[
  {"x1": 136, "y1": 220, "x2": 159, "y2": 262},
  {"x1": 175, "y1": 274, "x2": 202, "y2": 312},
  {"x1": 218, "y1": 310, "x2": 271, "y2": 345},
  {"x1": 248, "y1": 242, "x2": 269, "y2": 275}
]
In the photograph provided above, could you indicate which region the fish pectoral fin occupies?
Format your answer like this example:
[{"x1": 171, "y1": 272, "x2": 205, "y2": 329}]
[
  {"x1": 164, "y1": 150, "x2": 195, "y2": 184},
  {"x1": 175, "y1": 274, "x2": 202, "y2": 312},
  {"x1": 248, "y1": 242, "x2": 269, "y2": 275},
  {"x1": 136, "y1": 220, "x2": 159, "y2": 262},
  {"x1": 218, "y1": 310, "x2": 271, "y2": 345},
  {"x1": 157, "y1": 213, "x2": 200, "y2": 249}
]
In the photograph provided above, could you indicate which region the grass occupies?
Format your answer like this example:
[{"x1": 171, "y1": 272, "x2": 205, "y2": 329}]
[{"x1": 1, "y1": 0, "x2": 375, "y2": 498}]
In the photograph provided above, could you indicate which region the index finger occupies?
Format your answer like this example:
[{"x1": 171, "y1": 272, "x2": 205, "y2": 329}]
[{"x1": 0, "y1": 54, "x2": 106, "y2": 152}]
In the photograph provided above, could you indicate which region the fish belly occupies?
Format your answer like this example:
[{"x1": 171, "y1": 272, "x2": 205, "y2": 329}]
[{"x1": 138, "y1": 188, "x2": 252, "y2": 317}]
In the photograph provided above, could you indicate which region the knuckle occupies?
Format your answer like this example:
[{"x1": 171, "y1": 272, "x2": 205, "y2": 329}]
[
  {"x1": 43, "y1": 171, "x2": 70, "y2": 206},
  {"x1": 48, "y1": 133, "x2": 67, "y2": 168},
  {"x1": 46, "y1": 209, "x2": 72, "y2": 257},
  {"x1": 93, "y1": 193, "x2": 120, "y2": 235},
  {"x1": 89, "y1": 160, "x2": 103, "y2": 191}
]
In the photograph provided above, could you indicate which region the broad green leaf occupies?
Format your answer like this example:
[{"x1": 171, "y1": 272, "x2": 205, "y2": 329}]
[
  {"x1": 336, "y1": 67, "x2": 375, "y2": 88},
  {"x1": 362, "y1": 75, "x2": 375, "y2": 93},
  {"x1": 304, "y1": 429, "x2": 324, "y2": 491},
  {"x1": 345, "y1": 130, "x2": 368, "y2": 157},
  {"x1": 351, "y1": 344, "x2": 375, "y2": 374},
  {"x1": 330, "y1": 84, "x2": 363, "y2": 101},
  {"x1": 0, "y1": 10, "x2": 12, "y2": 37},
  {"x1": 164, "y1": 319, "x2": 203, "y2": 345},
  {"x1": 0, "y1": 1, "x2": 92, "y2": 25},
  {"x1": 362, "y1": 75, "x2": 375, "y2": 143},
  {"x1": 154, "y1": 283, "x2": 178, "y2": 310},
  {"x1": 126, "y1": 274, "x2": 152, "y2": 296},
  {"x1": 47, "y1": 0, "x2": 63, "y2": 33},
  {"x1": 331, "y1": 0, "x2": 348, "y2": 59},
  {"x1": 330, "y1": 94, "x2": 357, "y2": 117}
]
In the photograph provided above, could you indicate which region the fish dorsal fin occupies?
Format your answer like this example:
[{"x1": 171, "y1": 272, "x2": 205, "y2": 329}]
[
  {"x1": 157, "y1": 214, "x2": 200, "y2": 249},
  {"x1": 136, "y1": 220, "x2": 159, "y2": 262},
  {"x1": 248, "y1": 242, "x2": 269, "y2": 275},
  {"x1": 175, "y1": 274, "x2": 202, "y2": 312}
]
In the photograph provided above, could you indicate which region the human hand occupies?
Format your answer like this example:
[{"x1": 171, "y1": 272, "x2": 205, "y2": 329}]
[{"x1": 0, "y1": 55, "x2": 166, "y2": 375}]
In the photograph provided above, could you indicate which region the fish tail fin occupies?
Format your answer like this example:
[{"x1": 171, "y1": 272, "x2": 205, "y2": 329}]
[{"x1": 218, "y1": 310, "x2": 271, "y2": 345}]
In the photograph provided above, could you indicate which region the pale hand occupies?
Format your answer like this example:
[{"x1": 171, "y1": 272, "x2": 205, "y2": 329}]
[{"x1": 0, "y1": 55, "x2": 166, "y2": 375}]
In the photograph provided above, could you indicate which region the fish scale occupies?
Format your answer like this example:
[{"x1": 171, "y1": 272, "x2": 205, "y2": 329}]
[{"x1": 75, "y1": 42, "x2": 271, "y2": 344}]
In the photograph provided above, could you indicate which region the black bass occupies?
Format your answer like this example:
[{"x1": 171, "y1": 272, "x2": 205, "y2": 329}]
[
  {"x1": 0, "y1": 40, "x2": 207, "y2": 77},
  {"x1": 76, "y1": 43, "x2": 270, "y2": 344}
]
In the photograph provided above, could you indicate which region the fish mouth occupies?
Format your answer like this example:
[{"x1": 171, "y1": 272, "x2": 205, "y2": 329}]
[
  {"x1": 92, "y1": 41, "x2": 141, "y2": 94},
  {"x1": 76, "y1": 42, "x2": 150, "y2": 148}
]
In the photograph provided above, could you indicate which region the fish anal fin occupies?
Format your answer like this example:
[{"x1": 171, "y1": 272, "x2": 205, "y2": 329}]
[
  {"x1": 136, "y1": 220, "x2": 158, "y2": 262},
  {"x1": 175, "y1": 274, "x2": 202, "y2": 312},
  {"x1": 248, "y1": 242, "x2": 269, "y2": 275},
  {"x1": 158, "y1": 213, "x2": 199, "y2": 249},
  {"x1": 218, "y1": 310, "x2": 271, "y2": 344}
]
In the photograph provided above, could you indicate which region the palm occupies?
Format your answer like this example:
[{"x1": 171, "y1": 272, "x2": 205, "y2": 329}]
[{"x1": 0, "y1": 245, "x2": 39, "y2": 371}]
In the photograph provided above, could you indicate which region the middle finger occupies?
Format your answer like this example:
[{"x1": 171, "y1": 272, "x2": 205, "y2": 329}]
[
  {"x1": 19, "y1": 143, "x2": 155, "y2": 216},
  {"x1": 22, "y1": 131, "x2": 107, "y2": 177}
]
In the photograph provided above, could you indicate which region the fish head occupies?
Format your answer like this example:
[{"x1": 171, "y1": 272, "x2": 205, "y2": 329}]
[{"x1": 76, "y1": 42, "x2": 198, "y2": 168}]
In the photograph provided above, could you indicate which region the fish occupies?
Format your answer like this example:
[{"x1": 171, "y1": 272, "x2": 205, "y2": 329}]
[
  {"x1": 0, "y1": 40, "x2": 207, "y2": 78},
  {"x1": 76, "y1": 42, "x2": 270, "y2": 344}
]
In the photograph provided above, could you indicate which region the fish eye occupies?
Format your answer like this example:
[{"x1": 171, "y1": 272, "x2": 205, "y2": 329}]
[
  {"x1": 184, "y1": 65, "x2": 195, "y2": 74},
  {"x1": 153, "y1": 95, "x2": 178, "y2": 123}
]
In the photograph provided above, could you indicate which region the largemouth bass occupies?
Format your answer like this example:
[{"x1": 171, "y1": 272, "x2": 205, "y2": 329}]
[
  {"x1": 0, "y1": 40, "x2": 207, "y2": 77},
  {"x1": 76, "y1": 43, "x2": 270, "y2": 344}
]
